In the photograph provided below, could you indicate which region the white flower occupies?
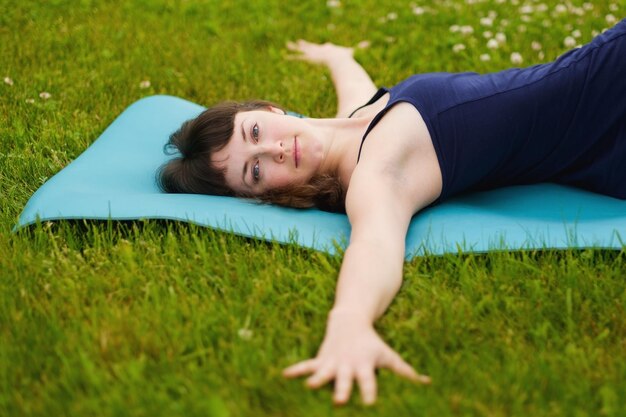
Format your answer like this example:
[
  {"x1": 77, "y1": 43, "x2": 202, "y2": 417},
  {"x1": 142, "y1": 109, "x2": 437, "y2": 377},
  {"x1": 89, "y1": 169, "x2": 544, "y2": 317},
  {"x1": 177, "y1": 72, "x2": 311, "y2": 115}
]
[
  {"x1": 564, "y1": 36, "x2": 576, "y2": 48},
  {"x1": 536, "y1": 3, "x2": 548, "y2": 12},
  {"x1": 25, "y1": 98, "x2": 35, "y2": 104},
  {"x1": 518, "y1": 23, "x2": 528, "y2": 31},
  {"x1": 582, "y1": 3, "x2": 593, "y2": 11},
  {"x1": 483, "y1": 30, "x2": 493, "y2": 38},
  {"x1": 387, "y1": 12, "x2": 398, "y2": 20},
  {"x1": 591, "y1": 29, "x2": 599, "y2": 37},
  {"x1": 3, "y1": 77, "x2": 13, "y2": 86},
  {"x1": 357, "y1": 40, "x2": 371, "y2": 49},
  {"x1": 521, "y1": 15, "x2": 530, "y2": 22},
  {"x1": 609, "y1": 4, "x2": 618, "y2": 12},
  {"x1": 460, "y1": 25, "x2": 474, "y2": 35},
  {"x1": 480, "y1": 53, "x2": 491, "y2": 61},
  {"x1": 237, "y1": 328, "x2": 253, "y2": 340},
  {"x1": 510, "y1": 52, "x2": 523, "y2": 65},
  {"x1": 531, "y1": 41, "x2": 542, "y2": 50},
  {"x1": 480, "y1": 17, "x2": 493, "y2": 26},
  {"x1": 452, "y1": 43, "x2": 466, "y2": 53},
  {"x1": 606, "y1": 14, "x2": 617, "y2": 25},
  {"x1": 449, "y1": 24, "x2": 460, "y2": 33},
  {"x1": 538, "y1": 51, "x2": 545, "y2": 60},
  {"x1": 520, "y1": 5, "x2": 533, "y2": 14},
  {"x1": 327, "y1": 0, "x2": 340, "y2": 7},
  {"x1": 571, "y1": 29, "x2": 581, "y2": 38},
  {"x1": 139, "y1": 80, "x2": 151, "y2": 89},
  {"x1": 39, "y1": 91, "x2": 51, "y2": 99},
  {"x1": 412, "y1": 6, "x2": 425, "y2": 15},
  {"x1": 487, "y1": 38, "x2": 499, "y2": 49},
  {"x1": 488, "y1": 10, "x2": 497, "y2": 19},
  {"x1": 555, "y1": 4, "x2": 567, "y2": 14},
  {"x1": 384, "y1": 36, "x2": 395, "y2": 43},
  {"x1": 495, "y1": 32, "x2": 506, "y2": 44}
]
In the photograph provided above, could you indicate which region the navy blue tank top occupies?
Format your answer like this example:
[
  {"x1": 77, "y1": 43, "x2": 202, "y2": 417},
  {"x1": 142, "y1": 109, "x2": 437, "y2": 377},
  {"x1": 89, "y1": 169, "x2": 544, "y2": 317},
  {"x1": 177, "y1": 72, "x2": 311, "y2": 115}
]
[{"x1": 357, "y1": 18, "x2": 626, "y2": 202}]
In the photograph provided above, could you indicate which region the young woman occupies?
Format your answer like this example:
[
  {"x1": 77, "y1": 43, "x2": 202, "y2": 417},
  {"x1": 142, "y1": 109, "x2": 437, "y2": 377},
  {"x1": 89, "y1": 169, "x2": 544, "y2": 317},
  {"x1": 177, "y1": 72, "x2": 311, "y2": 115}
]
[{"x1": 159, "y1": 19, "x2": 626, "y2": 405}]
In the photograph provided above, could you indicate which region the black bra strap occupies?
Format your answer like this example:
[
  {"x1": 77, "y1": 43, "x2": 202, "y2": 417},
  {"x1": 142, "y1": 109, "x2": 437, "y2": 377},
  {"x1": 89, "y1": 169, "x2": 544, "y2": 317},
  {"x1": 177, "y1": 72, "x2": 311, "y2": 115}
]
[
  {"x1": 355, "y1": 87, "x2": 391, "y2": 162},
  {"x1": 348, "y1": 87, "x2": 389, "y2": 118}
]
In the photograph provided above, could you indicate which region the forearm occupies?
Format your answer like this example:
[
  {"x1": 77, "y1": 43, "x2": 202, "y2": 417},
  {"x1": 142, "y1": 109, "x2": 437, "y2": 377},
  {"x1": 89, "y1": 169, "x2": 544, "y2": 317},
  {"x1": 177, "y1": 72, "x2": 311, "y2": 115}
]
[
  {"x1": 284, "y1": 235, "x2": 426, "y2": 404},
  {"x1": 287, "y1": 41, "x2": 377, "y2": 116},
  {"x1": 326, "y1": 57, "x2": 377, "y2": 116},
  {"x1": 330, "y1": 238, "x2": 405, "y2": 325}
]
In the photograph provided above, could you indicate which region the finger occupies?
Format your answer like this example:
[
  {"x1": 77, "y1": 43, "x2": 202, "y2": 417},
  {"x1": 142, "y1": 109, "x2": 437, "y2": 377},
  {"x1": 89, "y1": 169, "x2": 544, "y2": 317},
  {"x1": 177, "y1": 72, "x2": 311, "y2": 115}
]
[
  {"x1": 297, "y1": 39, "x2": 320, "y2": 50},
  {"x1": 283, "y1": 359, "x2": 318, "y2": 378},
  {"x1": 355, "y1": 368, "x2": 377, "y2": 406},
  {"x1": 306, "y1": 364, "x2": 336, "y2": 389},
  {"x1": 380, "y1": 351, "x2": 432, "y2": 384},
  {"x1": 333, "y1": 367, "x2": 354, "y2": 405}
]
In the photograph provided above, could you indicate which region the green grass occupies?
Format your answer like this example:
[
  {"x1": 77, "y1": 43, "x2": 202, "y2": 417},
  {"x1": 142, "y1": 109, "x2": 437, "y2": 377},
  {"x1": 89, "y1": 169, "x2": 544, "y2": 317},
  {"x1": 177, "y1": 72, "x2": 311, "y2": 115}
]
[{"x1": 2, "y1": 0, "x2": 626, "y2": 415}]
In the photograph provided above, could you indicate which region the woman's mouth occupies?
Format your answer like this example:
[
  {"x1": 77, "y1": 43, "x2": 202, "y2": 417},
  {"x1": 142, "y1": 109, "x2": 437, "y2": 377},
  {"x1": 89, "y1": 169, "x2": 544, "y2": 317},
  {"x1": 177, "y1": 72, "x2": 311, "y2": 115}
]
[{"x1": 294, "y1": 136, "x2": 299, "y2": 168}]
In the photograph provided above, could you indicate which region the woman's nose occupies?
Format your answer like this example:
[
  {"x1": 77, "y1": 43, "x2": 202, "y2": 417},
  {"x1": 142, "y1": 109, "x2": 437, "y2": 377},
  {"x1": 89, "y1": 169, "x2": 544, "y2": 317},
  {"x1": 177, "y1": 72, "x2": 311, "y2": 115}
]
[{"x1": 261, "y1": 141, "x2": 285, "y2": 163}]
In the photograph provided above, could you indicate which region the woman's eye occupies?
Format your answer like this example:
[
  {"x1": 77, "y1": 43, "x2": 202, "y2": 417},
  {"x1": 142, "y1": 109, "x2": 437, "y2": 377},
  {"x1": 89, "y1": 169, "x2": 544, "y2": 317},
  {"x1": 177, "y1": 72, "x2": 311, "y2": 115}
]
[
  {"x1": 252, "y1": 161, "x2": 260, "y2": 182},
  {"x1": 252, "y1": 124, "x2": 259, "y2": 142}
]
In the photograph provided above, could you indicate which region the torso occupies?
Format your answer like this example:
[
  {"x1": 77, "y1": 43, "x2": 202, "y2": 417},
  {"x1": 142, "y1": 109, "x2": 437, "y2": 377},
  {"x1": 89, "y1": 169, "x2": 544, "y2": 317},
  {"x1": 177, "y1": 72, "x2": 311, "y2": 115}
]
[{"x1": 338, "y1": 19, "x2": 626, "y2": 213}]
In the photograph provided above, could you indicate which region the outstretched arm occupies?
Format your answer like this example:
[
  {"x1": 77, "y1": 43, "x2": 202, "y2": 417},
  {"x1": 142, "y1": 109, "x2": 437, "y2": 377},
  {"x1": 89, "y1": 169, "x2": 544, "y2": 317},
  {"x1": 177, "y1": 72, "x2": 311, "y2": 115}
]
[
  {"x1": 283, "y1": 103, "x2": 441, "y2": 405},
  {"x1": 287, "y1": 40, "x2": 377, "y2": 118},
  {"x1": 283, "y1": 172, "x2": 431, "y2": 405}
]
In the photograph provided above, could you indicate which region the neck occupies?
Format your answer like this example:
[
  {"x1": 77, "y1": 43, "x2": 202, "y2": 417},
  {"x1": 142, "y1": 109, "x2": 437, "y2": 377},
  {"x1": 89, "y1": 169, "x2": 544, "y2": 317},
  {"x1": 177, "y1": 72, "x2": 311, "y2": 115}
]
[{"x1": 304, "y1": 116, "x2": 372, "y2": 186}]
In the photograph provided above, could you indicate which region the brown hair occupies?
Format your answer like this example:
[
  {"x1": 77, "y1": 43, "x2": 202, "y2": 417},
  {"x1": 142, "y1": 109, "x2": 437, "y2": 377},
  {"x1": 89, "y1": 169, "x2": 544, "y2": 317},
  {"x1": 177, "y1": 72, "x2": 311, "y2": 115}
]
[{"x1": 157, "y1": 100, "x2": 345, "y2": 212}]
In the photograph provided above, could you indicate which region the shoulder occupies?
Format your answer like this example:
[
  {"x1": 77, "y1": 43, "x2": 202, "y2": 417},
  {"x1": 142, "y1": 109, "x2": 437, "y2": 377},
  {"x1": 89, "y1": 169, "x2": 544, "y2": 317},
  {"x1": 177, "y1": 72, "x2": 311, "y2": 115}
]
[
  {"x1": 359, "y1": 102, "x2": 435, "y2": 173},
  {"x1": 347, "y1": 102, "x2": 443, "y2": 217}
]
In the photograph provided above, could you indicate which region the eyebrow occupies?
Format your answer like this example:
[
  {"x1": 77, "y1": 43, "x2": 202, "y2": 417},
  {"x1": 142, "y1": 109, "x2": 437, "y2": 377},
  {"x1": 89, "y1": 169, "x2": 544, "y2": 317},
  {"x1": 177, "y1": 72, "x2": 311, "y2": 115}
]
[{"x1": 241, "y1": 120, "x2": 250, "y2": 188}]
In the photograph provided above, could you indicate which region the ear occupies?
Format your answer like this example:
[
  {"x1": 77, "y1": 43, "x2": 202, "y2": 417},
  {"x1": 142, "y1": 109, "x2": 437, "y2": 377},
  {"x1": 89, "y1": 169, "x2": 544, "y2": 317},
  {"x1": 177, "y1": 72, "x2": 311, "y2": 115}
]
[{"x1": 268, "y1": 106, "x2": 286, "y2": 115}]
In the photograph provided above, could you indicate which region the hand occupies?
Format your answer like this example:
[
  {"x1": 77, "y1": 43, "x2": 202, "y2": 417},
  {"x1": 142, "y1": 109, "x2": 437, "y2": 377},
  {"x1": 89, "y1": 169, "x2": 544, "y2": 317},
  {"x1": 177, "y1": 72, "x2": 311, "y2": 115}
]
[
  {"x1": 286, "y1": 40, "x2": 358, "y2": 66},
  {"x1": 282, "y1": 311, "x2": 431, "y2": 406}
]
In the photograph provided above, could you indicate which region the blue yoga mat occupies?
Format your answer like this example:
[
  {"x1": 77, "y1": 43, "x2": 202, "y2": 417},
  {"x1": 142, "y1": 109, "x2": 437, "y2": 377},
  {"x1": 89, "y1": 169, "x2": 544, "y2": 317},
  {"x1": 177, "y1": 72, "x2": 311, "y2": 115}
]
[{"x1": 16, "y1": 95, "x2": 626, "y2": 256}]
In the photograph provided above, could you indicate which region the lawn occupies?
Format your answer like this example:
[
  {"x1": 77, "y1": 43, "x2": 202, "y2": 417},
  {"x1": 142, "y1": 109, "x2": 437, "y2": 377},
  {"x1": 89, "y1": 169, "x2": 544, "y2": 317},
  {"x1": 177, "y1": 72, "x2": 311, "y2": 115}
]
[{"x1": 1, "y1": 0, "x2": 626, "y2": 416}]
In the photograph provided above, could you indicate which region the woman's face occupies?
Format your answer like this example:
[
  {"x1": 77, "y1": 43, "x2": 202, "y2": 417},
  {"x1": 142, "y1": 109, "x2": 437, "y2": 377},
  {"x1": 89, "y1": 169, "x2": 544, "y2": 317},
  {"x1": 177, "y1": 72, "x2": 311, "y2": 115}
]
[{"x1": 212, "y1": 107, "x2": 325, "y2": 195}]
